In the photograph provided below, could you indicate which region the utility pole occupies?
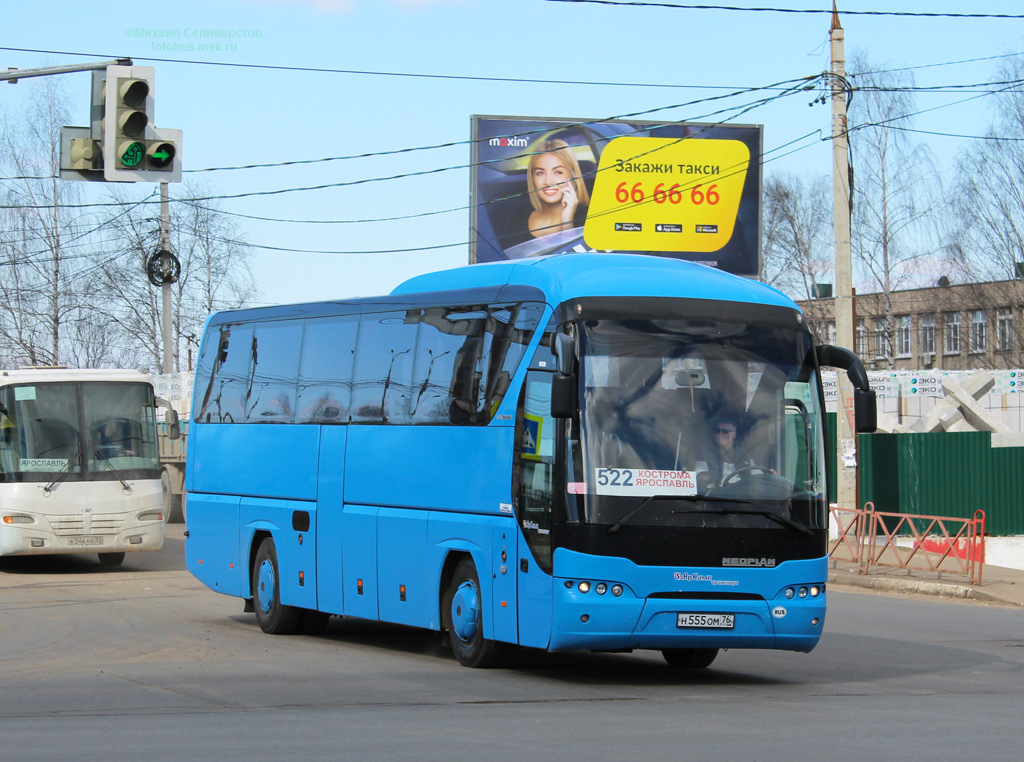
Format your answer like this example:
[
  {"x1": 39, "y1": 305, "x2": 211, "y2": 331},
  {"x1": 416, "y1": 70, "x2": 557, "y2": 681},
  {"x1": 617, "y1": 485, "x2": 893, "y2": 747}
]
[
  {"x1": 160, "y1": 182, "x2": 174, "y2": 374},
  {"x1": 831, "y1": 3, "x2": 858, "y2": 509}
]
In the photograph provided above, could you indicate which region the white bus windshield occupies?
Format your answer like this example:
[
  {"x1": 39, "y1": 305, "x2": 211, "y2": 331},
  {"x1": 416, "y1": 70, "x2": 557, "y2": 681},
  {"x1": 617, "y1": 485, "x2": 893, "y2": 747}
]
[{"x1": 0, "y1": 382, "x2": 160, "y2": 484}]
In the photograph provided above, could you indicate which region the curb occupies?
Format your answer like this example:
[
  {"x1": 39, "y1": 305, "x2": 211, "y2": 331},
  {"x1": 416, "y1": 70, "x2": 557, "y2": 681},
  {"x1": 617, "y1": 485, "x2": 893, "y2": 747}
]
[{"x1": 828, "y1": 570, "x2": 1020, "y2": 607}]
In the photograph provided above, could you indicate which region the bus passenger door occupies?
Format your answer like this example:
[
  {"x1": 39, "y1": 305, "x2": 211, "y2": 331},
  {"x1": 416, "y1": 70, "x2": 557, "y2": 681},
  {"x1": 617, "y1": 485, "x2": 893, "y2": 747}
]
[{"x1": 515, "y1": 370, "x2": 556, "y2": 649}]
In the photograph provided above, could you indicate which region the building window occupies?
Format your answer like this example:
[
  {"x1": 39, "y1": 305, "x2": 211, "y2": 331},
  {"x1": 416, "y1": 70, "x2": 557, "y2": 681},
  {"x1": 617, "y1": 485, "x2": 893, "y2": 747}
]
[
  {"x1": 998, "y1": 308, "x2": 1013, "y2": 351},
  {"x1": 827, "y1": 321, "x2": 836, "y2": 346},
  {"x1": 970, "y1": 310, "x2": 987, "y2": 354},
  {"x1": 856, "y1": 319, "x2": 866, "y2": 357},
  {"x1": 874, "y1": 318, "x2": 889, "y2": 359},
  {"x1": 944, "y1": 312, "x2": 961, "y2": 355},
  {"x1": 896, "y1": 316, "x2": 912, "y2": 357},
  {"x1": 920, "y1": 315, "x2": 936, "y2": 357}
]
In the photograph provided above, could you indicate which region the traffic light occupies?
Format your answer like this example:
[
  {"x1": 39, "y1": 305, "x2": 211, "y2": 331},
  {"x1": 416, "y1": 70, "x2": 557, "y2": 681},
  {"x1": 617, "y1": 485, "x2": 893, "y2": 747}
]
[{"x1": 100, "y1": 65, "x2": 181, "y2": 183}]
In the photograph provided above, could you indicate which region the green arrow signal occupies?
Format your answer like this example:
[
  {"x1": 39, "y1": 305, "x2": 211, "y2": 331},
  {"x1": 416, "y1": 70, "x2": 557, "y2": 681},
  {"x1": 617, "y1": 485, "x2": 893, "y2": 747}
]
[
  {"x1": 120, "y1": 141, "x2": 145, "y2": 168},
  {"x1": 152, "y1": 148, "x2": 171, "y2": 162}
]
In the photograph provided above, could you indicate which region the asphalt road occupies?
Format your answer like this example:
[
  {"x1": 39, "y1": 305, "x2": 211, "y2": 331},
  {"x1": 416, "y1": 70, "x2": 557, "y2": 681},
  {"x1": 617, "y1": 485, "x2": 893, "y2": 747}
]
[{"x1": 1, "y1": 529, "x2": 1022, "y2": 761}]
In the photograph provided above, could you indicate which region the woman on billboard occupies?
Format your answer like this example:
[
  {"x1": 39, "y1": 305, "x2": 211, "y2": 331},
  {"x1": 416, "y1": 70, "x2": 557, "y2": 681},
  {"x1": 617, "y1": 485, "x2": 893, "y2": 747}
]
[{"x1": 525, "y1": 139, "x2": 591, "y2": 240}]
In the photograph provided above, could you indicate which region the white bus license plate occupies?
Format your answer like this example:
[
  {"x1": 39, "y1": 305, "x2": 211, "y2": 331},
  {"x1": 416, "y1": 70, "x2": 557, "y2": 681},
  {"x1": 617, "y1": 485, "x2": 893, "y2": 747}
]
[
  {"x1": 677, "y1": 613, "x2": 734, "y2": 629},
  {"x1": 67, "y1": 536, "x2": 104, "y2": 547}
]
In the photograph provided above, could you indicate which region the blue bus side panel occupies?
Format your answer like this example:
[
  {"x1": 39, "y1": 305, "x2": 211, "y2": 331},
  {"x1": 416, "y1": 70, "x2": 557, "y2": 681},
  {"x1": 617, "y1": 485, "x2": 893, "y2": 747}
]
[
  {"x1": 189, "y1": 423, "x2": 320, "y2": 501},
  {"x1": 377, "y1": 507, "x2": 432, "y2": 627},
  {"x1": 490, "y1": 521, "x2": 519, "y2": 644},
  {"x1": 240, "y1": 497, "x2": 318, "y2": 610},
  {"x1": 342, "y1": 505, "x2": 379, "y2": 620},
  {"x1": 185, "y1": 493, "x2": 243, "y2": 597},
  {"x1": 316, "y1": 426, "x2": 347, "y2": 616},
  {"x1": 517, "y1": 532, "x2": 553, "y2": 648},
  {"x1": 345, "y1": 426, "x2": 515, "y2": 514}
]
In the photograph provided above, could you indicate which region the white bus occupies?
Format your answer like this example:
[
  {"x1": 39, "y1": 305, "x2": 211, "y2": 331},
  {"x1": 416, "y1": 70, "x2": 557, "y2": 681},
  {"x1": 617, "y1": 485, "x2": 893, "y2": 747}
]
[{"x1": 0, "y1": 368, "x2": 177, "y2": 566}]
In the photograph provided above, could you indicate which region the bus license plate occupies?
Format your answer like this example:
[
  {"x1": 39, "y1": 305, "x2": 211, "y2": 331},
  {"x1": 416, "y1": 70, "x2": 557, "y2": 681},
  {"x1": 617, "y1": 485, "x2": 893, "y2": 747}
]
[
  {"x1": 67, "y1": 536, "x2": 104, "y2": 547},
  {"x1": 677, "y1": 613, "x2": 734, "y2": 629}
]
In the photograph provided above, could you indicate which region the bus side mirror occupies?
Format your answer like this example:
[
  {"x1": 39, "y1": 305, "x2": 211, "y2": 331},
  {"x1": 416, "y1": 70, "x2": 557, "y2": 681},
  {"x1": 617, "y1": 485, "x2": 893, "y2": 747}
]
[
  {"x1": 815, "y1": 344, "x2": 877, "y2": 434},
  {"x1": 155, "y1": 397, "x2": 181, "y2": 440},
  {"x1": 553, "y1": 332, "x2": 576, "y2": 376},
  {"x1": 854, "y1": 388, "x2": 877, "y2": 434},
  {"x1": 551, "y1": 373, "x2": 576, "y2": 419}
]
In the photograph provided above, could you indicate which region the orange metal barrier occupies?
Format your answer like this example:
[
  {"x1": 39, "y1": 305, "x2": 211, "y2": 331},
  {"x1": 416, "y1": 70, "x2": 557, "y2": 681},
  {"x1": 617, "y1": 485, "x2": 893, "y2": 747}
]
[
  {"x1": 828, "y1": 503, "x2": 986, "y2": 586},
  {"x1": 828, "y1": 504, "x2": 868, "y2": 565}
]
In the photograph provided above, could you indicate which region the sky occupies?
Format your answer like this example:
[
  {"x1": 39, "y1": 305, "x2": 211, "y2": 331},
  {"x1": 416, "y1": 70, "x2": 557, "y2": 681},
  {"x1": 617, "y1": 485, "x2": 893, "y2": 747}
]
[{"x1": 3, "y1": 0, "x2": 1024, "y2": 307}]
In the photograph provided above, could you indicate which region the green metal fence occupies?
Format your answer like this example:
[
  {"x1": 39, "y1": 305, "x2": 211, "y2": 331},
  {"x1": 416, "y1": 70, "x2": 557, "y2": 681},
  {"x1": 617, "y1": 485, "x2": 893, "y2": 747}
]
[{"x1": 857, "y1": 431, "x2": 1024, "y2": 536}]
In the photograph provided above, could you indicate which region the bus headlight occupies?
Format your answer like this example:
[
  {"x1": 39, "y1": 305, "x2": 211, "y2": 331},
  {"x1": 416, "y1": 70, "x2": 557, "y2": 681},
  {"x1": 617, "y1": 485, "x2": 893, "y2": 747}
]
[
  {"x1": 810, "y1": 585, "x2": 822, "y2": 597},
  {"x1": 2, "y1": 515, "x2": 34, "y2": 525},
  {"x1": 611, "y1": 585, "x2": 623, "y2": 597},
  {"x1": 138, "y1": 512, "x2": 163, "y2": 522},
  {"x1": 595, "y1": 583, "x2": 607, "y2": 595},
  {"x1": 578, "y1": 581, "x2": 591, "y2": 594},
  {"x1": 798, "y1": 586, "x2": 808, "y2": 598},
  {"x1": 785, "y1": 587, "x2": 795, "y2": 599}
]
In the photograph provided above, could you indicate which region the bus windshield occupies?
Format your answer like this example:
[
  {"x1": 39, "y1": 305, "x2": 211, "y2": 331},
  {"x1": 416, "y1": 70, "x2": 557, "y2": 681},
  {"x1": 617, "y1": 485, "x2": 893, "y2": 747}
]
[
  {"x1": 571, "y1": 316, "x2": 827, "y2": 533},
  {"x1": 0, "y1": 382, "x2": 160, "y2": 484}
]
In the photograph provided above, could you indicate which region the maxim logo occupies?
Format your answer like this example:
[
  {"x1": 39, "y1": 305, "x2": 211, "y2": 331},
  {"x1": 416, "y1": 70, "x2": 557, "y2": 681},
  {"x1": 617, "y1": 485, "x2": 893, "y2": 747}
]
[
  {"x1": 489, "y1": 136, "x2": 528, "y2": 147},
  {"x1": 722, "y1": 557, "x2": 776, "y2": 567}
]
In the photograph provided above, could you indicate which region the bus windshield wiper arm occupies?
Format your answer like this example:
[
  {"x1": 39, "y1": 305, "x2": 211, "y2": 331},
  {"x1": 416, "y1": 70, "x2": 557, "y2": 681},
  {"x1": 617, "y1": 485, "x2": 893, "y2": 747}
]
[
  {"x1": 608, "y1": 494, "x2": 679, "y2": 534},
  {"x1": 672, "y1": 506, "x2": 814, "y2": 537},
  {"x1": 43, "y1": 449, "x2": 79, "y2": 494},
  {"x1": 93, "y1": 448, "x2": 133, "y2": 493}
]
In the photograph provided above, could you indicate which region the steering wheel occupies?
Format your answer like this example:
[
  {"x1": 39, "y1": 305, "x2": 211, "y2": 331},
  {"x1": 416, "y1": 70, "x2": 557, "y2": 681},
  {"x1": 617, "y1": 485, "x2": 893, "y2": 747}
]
[{"x1": 722, "y1": 465, "x2": 770, "y2": 485}]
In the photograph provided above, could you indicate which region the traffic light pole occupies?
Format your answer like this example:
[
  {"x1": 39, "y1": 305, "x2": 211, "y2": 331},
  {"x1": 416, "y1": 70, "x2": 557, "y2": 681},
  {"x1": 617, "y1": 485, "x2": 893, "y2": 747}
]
[
  {"x1": 2, "y1": 59, "x2": 130, "y2": 84},
  {"x1": 160, "y1": 182, "x2": 174, "y2": 374}
]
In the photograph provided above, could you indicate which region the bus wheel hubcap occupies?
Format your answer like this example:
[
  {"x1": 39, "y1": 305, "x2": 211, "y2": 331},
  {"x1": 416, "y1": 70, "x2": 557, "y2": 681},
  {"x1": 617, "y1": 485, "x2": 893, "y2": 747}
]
[
  {"x1": 451, "y1": 580, "x2": 479, "y2": 642},
  {"x1": 257, "y1": 559, "x2": 275, "y2": 614}
]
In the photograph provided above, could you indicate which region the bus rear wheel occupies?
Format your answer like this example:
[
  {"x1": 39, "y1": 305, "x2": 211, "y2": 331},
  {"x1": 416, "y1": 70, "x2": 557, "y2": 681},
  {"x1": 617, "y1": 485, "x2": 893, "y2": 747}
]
[
  {"x1": 444, "y1": 557, "x2": 503, "y2": 668},
  {"x1": 661, "y1": 648, "x2": 719, "y2": 669},
  {"x1": 252, "y1": 537, "x2": 301, "y2": 634}
]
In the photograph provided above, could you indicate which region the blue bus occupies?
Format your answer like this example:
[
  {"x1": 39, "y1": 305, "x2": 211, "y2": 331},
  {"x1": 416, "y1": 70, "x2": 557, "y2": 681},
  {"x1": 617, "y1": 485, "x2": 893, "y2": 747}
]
[{"x1": 185, "y1": 253, "x2": 875, "y2": 668}]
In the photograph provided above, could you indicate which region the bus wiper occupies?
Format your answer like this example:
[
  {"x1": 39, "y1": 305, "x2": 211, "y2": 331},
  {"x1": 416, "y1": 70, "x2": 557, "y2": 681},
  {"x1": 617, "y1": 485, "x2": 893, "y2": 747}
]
[
  {"x1": 671, "y1": 507, "x2": 814, "y2": 537},
  {"x1": 42, "y1": 449, "x2": 79, "y2": 495},
  {"x1": 608, "y1": 495, "x2": 676, "y2": 534},
  {"x1": 93, "y1": 448, "x2": 133, "y2": 493}
]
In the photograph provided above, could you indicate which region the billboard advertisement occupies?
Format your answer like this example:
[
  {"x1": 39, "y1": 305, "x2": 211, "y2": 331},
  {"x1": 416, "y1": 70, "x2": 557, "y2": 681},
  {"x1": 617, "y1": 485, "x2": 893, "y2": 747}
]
[{"x1": 470, "y1": 115, "x2": 763, "y2": 277}]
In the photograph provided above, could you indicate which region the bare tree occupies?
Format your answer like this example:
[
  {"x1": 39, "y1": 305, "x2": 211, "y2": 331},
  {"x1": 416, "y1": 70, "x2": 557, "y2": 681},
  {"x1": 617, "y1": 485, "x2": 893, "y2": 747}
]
[
  {"x1": 0, "y1": 76, "x2": 96, "y2": 367},
  {"x1": 762, "y1": 172, "x2": 834, "y2": 342},
  {"x1": 848, "y1": 54, "x2": 943, "y2": 367},
  {"x1": 944, "y1": 56, "x2": 1024, "y2": 366},
  {"x1": 91, "y1": 182, "x2": 258, "y2": 373}
]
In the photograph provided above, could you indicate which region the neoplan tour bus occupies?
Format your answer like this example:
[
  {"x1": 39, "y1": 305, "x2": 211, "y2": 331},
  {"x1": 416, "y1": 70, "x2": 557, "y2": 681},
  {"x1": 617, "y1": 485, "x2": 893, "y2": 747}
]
[
  {"x1": 0, "y1": 368, "x2": 180, "y2": 565},
  {"x1": 184, "y1": 253, "x2": 875, "y2": 668}
]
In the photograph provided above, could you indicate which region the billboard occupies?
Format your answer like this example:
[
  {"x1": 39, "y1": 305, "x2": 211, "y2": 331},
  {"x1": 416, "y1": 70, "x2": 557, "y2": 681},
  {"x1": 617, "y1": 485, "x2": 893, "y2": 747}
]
[{"x1": 470, "y1": 115, "x2": 763, "y2": 277}]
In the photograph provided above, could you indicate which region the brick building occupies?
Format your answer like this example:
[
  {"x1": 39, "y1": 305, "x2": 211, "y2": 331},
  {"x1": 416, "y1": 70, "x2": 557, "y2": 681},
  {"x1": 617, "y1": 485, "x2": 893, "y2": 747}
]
[{"x1": 795, "y1": 278, "x2": 1024, "y2": 371}]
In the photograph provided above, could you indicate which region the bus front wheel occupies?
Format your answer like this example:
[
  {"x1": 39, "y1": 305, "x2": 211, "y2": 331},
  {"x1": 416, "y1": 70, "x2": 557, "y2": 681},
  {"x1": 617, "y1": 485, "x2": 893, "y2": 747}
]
[
  {"x1": 444, "y1": 558, "x2": 503, "y2": 668},
  {"x1": 98, "y1": 552, "x2": 125, "y2": 567},
  {"x1": 661, "y1": 648, "x2": 719, "y2": 669},
  {"x1": 252, "y1": 537, "x2": 301, "y2": 634}
]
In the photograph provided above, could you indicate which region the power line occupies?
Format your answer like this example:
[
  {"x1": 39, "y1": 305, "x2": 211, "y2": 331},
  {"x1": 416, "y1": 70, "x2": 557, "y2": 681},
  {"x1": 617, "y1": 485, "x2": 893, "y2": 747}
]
[
  {"x1": 0, "y1": 44, "x2": 793, "y2": 92},
  {"x1": 546, "y1": 0, "x2": 1024, "y2": 19},
  {"x1": 1, "y1": 74, "x2": 820, "y2": 210}
]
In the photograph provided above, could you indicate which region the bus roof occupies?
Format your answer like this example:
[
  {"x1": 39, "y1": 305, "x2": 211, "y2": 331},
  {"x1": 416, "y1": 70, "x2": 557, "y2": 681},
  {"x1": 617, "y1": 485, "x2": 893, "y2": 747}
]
[
  {"x1": 0, "y1": 368, "x2": 153, "y2": 386},
  {"x1": 204, "y1": 254, "x2": 799, "y2": 327},
  {"x1": 392, "y1": 254, "x2": 796, "y2": 311}
]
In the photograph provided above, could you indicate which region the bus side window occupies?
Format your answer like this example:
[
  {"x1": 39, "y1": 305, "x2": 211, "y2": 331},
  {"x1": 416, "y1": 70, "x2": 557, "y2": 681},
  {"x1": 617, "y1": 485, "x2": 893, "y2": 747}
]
[
  {"x1": 247, "y1": 320, "x2": 303, "y2": 424},
  {"x1": 195, "y1": 324, "x2": 253, "y2": 423},
  {"x1": 296, "y1": 316, "x2": 358, "y2": 423},
  {"x1": 514, "y1": 370, "x2": 556, "y2": 573}
]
